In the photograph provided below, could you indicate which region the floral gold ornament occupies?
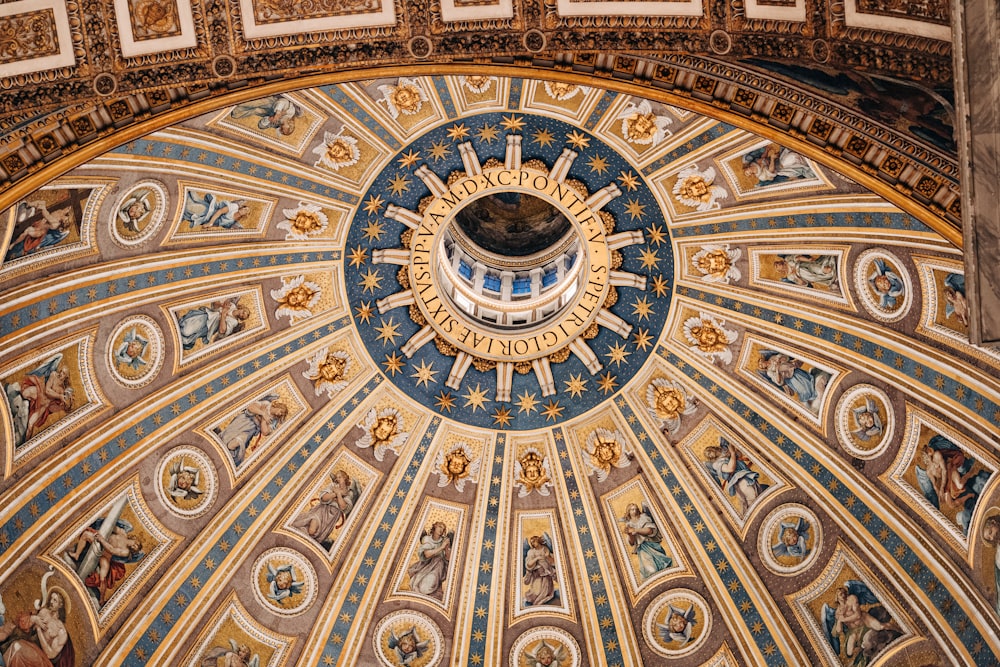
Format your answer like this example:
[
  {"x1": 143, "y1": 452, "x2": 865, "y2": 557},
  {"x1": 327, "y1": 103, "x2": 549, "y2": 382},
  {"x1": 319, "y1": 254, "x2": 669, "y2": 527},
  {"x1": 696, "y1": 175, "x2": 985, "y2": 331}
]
[
  {"x1": 514, "y1": 448, "x2": 554, "y2": 497},
  {"x1": 313, "y1": 129, "x2": 360, "y2": 171},
  {"x1": 434, "y1": 443, "x2": 480, "y2": 492},
  {"x1": 616, "y1": 99, "x2": 672, "y2": 146},
  {"x1": 355, "y1": 407, "x2": 409, "y2": 461},
  {"x1": 672, "y1": 165, "x2": 728, "y2": 211},
  {"x1": 691, "y1": 244, "x2": 741, "y2": 284},
  {"x1": 377, "y1": 78, "x2": 429, "y2": 118},
  {"x1": 583, "y1": 427, "x2": 632, "y2": 482},
  {"x1": 277, "y1": 202, "x2": 328, "y2": 240},
  {"x1": 645, "y1": 377, "x2": 697, "y2": 436},
  {"x1": 682, "y1": 313, "x2": 738, "y2": 365},
  {"x1": 270, "y1": 275, "x2": 322, "y2": 324},
  {"x1": 303, "y1": 347, "x2": 350, "y2": 398}
]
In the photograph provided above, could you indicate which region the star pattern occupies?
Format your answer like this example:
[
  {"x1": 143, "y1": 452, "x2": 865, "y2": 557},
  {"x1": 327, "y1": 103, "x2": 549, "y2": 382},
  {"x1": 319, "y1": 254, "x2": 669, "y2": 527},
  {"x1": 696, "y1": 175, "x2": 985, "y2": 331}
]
[
  {"x1": 605, "y1": 341, "x2": 631, "y2": 367},
  {"x1": 447, "y1": 123, "x2": 470, "y2": 141},
  {"x1": 375, "y1": 318, "x2": 402, "y2": 346},
  {"x1": 383, "y1": 351, "x2": 405, "y2": 376},
  {"x1": 397, "y1": 149, "x2": 420, "y2": 169},
  {"x1": 435, "y1": 391, "x2": 456, "y2": 412},
  {"x1": 541, "y1": 400, "x2": 564, "y2": 422},
  {"x1": 631, "y1": 296, "x2": 653, "y2": 320},
  {"x1": 566, "y1": 130, "x2": 590, "y2": 149},
  {"x1": 410, "y1": 359, "x2": 438, "y2": 387},
  {"x1": 362, "y1": 220, "x2": 384, "y2": 242},
  {"x1": 598, "y1": 372, "x2": 618, "y2": 394},
  {"x1": 587, "y1": 154, "x2": 609, "y2": 174},
  {"x1": 646, "y1": 223, "x2": 667, "y2": 246},
  {"x1": 624, "y1": 198, "x2": 646, "y2": 220},
  {"x1": 516, "y1": 391, "x2": 539, "y2": 414},
  {"x1": 532, "y1": 128, "x2": 556, "y2": 147},
  {"x1": 638, "y1": 247, "x2": 660, "y2": 270},
  {"x1": 429, "y1": 140, "x2": 452, "y2": 161},
  {"x1": 355, "y1": 301, "x2": 375, "y2": 324},
  {"x1": 348, "y1": 245, "x2": 368, "y2": 268},
  {"x1": 500, "y1": 114, "x2": 525, "y2": 132},
  {"x1": 363, "y1": 194, "x2": 385, "y2": 215},
  {"x1": 463, "y1": 384, "x2": 490, "y2": 412},
  {"x1": 618, "y1": 170, "x2": 639, "y2": 191},
  {"x1": 359, "y1": 268, "x2": 382, "y2": 293},
  {"x1": 492, "y1": 406, "x2": 513, "y2": 428},
  {"x1": 650, "y1": 275, "x2": 669, "y2": 297},
  {"x1": 564, "y1": 373, "x2": 588, "y2": 397},
  {"x1": 388, "y1": 173, "x2": 411, "y2": 195},
  {"x1": 477, "y1": 123, "x2": 499, "y2": 143}
]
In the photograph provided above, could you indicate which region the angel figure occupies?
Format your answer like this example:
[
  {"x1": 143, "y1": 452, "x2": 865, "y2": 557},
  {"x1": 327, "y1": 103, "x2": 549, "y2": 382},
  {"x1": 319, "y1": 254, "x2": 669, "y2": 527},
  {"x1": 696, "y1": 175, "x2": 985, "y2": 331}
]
[
  {"x1": 582, "y1": 428, "x2": 632, "y2": 482},
  {"x1": 771, "y1": 517, "x2": 810, "y2": 560},
  {"x1": 406, "y1": 522, "x2": 453, "y2": 598},
  {"x1": 851, "y1": 398, "x2": 883, "y2": 443},
  {"x1": 356, "y1": 407, "x2": 408, "y2": 462},
  {"x1": 616, "y1": 99, "x2": 672, "y2": 146},
  {"x1": 658, "y1": 603, "x2": 696, "y2": 646},
  {"x1": 376, "y1": 78, "x2": 428, "y2": 119},
  {"x1": 703, "y1": 438, "x2": 769, "y2": 515},
  {"x1": 522, "y1": 534, "x2": 558, "y2": 606},
  {"x1": 0, "y1": 568, "x2": 76, "y2": 667},
  {"x1": 915, "y1": 435, "x2": 990, "y2": 534},
  {"x1": 645, "y1": 377, "x2": 697, "y2": 437},
  {"x1": 620, "y1": 503, "x2": 672, "y2": 580},
  {"x1": 524, "y1": 639, "x2": 568, "y2": 667},
  {"x1": 434, "y1": 444, "x2": 480, "y2": 492},
  {"x1": 114, "y1": 327, "x2": 149, "y2": 371},
  {"x1": 943, "y1": 273, "x2": 969, "y2": 327},
  {"x1": 867, "y1": 259, "x2": 905, "y2": 309},
  {"x1": 387, "y1": 625, "x2": 430, "y2": 665},
  {"x1": 821, "y1": 580, "x2": 900, "y2": 663},
  {"x1": 266, "y1": 563, "x2": 304, "y2": 605},
  {"x1": 514, "y1": 449, "x2": 553, "y2": 497},
  {"x1": 5, "y1": 352, "x2": 75, "y2": 448},
  {"x1": 167, "y1": 458, "x2": 204, "y2": 503},
  {"x1": 118, "y1": 189, "x2": 152, "y2": 233},
  {"x1": 200, "y1": 639, "x2": 260, "y2": 667},
  {"x1": 293, "y1": 469, "x2": 361, "y2": 547}
]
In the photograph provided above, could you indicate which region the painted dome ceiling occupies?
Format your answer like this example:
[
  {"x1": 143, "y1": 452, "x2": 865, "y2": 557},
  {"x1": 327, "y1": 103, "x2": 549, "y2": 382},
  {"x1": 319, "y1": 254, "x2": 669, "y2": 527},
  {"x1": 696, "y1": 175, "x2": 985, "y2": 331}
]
[{"x1": 1, "y1": 70, "x2": 999, "y2": 667}]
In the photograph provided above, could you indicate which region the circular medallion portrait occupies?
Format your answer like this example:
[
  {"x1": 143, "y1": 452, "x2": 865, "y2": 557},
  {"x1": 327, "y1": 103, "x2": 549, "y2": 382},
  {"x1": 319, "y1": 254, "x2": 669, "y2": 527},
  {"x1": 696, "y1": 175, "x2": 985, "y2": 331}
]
[
  {"x1": 107, "y1": 314, "x2": 164, "y2": 387},
  {"x1": 373, "y1": 610, "x2": 443, "y2": 667},
  {"x1": 251, "y1": 548, "x2": 317, "y2": 616},
  {"x1": 759, "y1": 503, "x2": 822, "y2": 575},
  {"x1": 155, "y1": 446, "x2": 217, "y2": 517},
  {"x1": 110, "y1": 180, "x2": 167, "y2": 246},
  {"x1": 509, "y1": 626, "x2": 581, "y2": 667},
  {"x1": 835, "y1": 384, "x2": 894, "y2": 459},
  {"x1": 643, "y1": 588, "x2": 710, "y2": 657},
  {"x1": 853, "y1": 248, "x2": 912, "y2": 322}
]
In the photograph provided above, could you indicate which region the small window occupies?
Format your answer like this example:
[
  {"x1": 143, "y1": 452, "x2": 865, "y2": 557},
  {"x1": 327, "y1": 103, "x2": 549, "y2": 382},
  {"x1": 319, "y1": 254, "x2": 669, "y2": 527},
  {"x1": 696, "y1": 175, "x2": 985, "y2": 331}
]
[
  {"x1": 513, "y1": 277, "x2": 531, "y2": 294},
  {"x1": 483, "y1": 273, "x2": 501, "y2": 292},
  {"x1": 458, "y1": 260, "x2": 473, "y2": 280}
]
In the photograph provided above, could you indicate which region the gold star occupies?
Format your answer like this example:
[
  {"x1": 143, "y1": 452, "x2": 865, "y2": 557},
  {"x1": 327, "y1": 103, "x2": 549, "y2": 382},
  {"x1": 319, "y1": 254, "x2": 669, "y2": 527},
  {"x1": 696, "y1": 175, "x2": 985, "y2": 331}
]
[
  {"x1": 463, "y1": 383, "x2": 490, "y2": 412},
  {"x1": 598, "y1": 372, "x2": 618, "y2": 394},
  {"x1": 633, "y1": 328, "x2": 653, "y2": 351},
  {"x1": 541, "y1": 400, "x2": 564, "y2": 422},
  {"x1": 566, "y1": 130, "x2": 590, "y2": 149},
  {"x1": 650, "y1": 275, "x2": 669, "y2": 297},
  {"x1": 493, "y1": 406, "x2": 513, "y2": 428},
  {"x1": 359, "y1": 267, "x2": 382, "y2": 293},
  {"x1": 355, "y1": 300, "x2": 375, "y2": 324},
  {"x1": 411, "y1": 359, "x2": 438, "y2": 387},
  {"x1": 646, "y1": 222, "x2": 666, "y2": 246},
  {"x1": 624, "y1": 198, "x2": 646, "y2": 220},
  {"x1": 398, "y1": 149, "x2": 420, "y2": 169},
  {"x1": 618, "y1": 170, "x2": 640, "y2": 191},
  {"x1": 500, "y1": 114, "x2": 526, "y2": 132},
  {"x1": 362, "y1": 220, "x2": 384, "y2": 242},
  {"x1": 382, "y1": 351, "x2": 405, "y2": 376},
  {"x1": 587, "y1": 154, "x2": 609, "y2": 174},
  {"x1": 632, "y1": 296, "x2": 653, "y2": 320},
  {"x1": 348, "y1": 245, "x2": 368, "y2": 268},
  {"x1": 363, "y1": 194, "x2": 385, "y2": 216},
  {"x1": 532, "y1": 128, "x2": 555, "y2": 147},
  {"x1": 606, "y1": 341, "x2": 631, "y2": 367},
  {"x1": 375, "y1": 318, "x2": 402, "y2": 346},
  {"x1": 477, "y1": 123, "x2": 499, "y2": 143},
  {"x1": 388, "y1": 173, "x2": 411, "y2": 195},
  {"x1": 435, "y1": 391, "x2": 456, "y2": 412},
  {"x1": 564, "y1": 373, "x2": 587, "y2": 397},
  {"x1": 516, "y1": 390, "x2": 539, "y2": 414},
  {"x1": 446, "y1": 123, "x2": 470, "y2": 141},
  {"x1": 639, "y1": 247, "x2": 660, "y2": 270},
  {"x1": 429, "y1": 140, "x2": 452, "y2": 161}
]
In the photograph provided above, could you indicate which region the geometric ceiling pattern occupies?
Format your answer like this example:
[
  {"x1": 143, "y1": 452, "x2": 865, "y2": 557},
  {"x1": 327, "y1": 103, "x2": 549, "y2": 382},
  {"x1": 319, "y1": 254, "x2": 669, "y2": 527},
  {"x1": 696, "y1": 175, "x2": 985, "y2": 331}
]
[{"x1": 2, "y1": 71, "x2": 998, "y2": 667}]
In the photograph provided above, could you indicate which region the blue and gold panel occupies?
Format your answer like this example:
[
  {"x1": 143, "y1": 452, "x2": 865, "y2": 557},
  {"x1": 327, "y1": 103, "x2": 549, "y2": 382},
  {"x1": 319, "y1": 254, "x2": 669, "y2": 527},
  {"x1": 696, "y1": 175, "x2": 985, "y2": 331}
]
[
  {"x1": 735, "y1": 334, "x2": 843, "y2": 429},
  {"x1": 788, "y1": 543, "x2": 918, "y2": 667},
  {"x1": 884, "y1": 406, "x2": 997, "y2": 554},
  {"x1": 167, "y1": 182, "x2": 276, "y2": 242},
  {"x1": 388, "y1": 497, "x2": 468, "y2": 615},
  {"x1": 600, "y1": 477, "x2": 688, "y2": 600},
  {"x1": 207, "y1": 93, "x2": 325, "y2": 158},
  {"x1": 280, "y1": 449, "x2": 380, "y2": 563},
  {"x1": 679, "y1": 414, "x2": 787, "y2": 532},
  {"x1": 511, "y1": 510, "x2": 573, "y2": 619},
  {"x1": 748, "y1": 246, "x2": 853, "y2": 308},
  {"x1": 183, "y1": 591, "x2": 293, "y2": 667},
  {"x1": 198, "y1": 375, "x2": 309, "y2": 482},
  {"x1": 164, "y1": 287, "x2": 268, "y2": 368},
  {"x1": 1, "y1": 179, "x2": 112, "y2": 279},
  {"x1": 2, "y1": 331, "x2": 105, "y2": 468},
  {"x1": 47, "y1": 479, "x2": 178, "y2": 628},
  {"x1": 715, "y1": 138, "x2": 832, "y2": 201}
]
